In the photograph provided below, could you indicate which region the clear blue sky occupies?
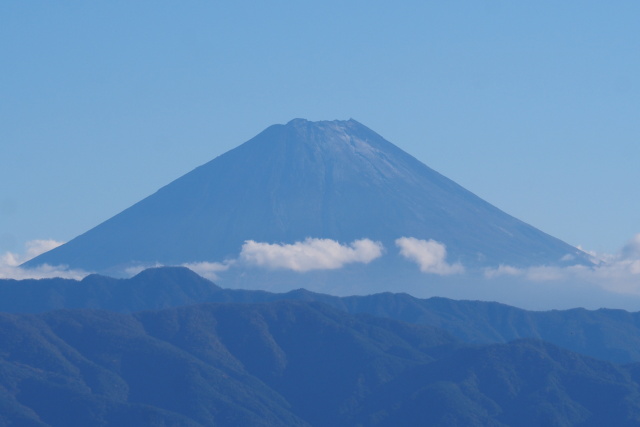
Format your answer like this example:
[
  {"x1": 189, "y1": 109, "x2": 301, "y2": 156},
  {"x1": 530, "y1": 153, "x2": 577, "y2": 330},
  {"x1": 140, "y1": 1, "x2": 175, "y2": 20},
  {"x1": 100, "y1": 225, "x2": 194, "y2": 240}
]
[{"x1": 2, "y1": 1, "x2": 639, "y2": 258}]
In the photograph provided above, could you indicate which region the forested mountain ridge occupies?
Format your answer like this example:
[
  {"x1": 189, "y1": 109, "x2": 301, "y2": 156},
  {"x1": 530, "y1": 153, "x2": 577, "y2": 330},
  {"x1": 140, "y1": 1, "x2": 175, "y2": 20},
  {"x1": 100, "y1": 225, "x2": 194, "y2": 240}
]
[{"x1": 1, "y1": 301, "x2": 640, "y2": 426}]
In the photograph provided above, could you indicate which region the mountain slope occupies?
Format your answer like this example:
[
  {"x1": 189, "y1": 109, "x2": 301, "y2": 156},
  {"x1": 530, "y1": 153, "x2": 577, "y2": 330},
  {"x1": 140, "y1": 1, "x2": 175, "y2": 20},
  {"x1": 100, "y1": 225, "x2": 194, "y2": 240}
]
[
  {"x1": 351, "y1": 339, "x2": 640, "y2": 426},
  {"x1": 1, "y1": 301, "x2": 640, "y2": 426},
  {"x1": 24, "y1": 119, "x2": 589, "y2": 276},
  {"x1": 0, "y1": 301, "x2": 450, "y2": 427}
]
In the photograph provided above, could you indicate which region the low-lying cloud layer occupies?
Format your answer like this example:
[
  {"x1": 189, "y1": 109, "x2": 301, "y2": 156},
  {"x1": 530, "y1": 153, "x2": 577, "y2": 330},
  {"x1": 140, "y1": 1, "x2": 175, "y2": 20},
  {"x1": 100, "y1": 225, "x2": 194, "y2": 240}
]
[
  {"x1": 485, "y1": 233, "x2": 640, "y2": 296},
  {"x1": 240, "y1": 238, "x2": 383, "y2": 272},
  {"x1": 0, "y1": 240, "x2": 89, "y2": 280},
  {"x1": 395, "y1": 237, "x2": 464, "y2": 275},
  {"x1": 123, "y1": 261, "x2": 233, "y2": 281},
  {"x1": 9, "y1": 232, "x2": 640, "y2": 303},
  {"x1": 182, "y1": 261, "x2": 233, "y2": 280}
]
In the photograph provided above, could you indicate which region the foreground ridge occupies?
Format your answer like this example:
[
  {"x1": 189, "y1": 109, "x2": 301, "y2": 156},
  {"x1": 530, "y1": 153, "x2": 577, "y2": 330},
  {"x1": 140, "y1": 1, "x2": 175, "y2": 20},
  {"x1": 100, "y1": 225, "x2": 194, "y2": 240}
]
[{"x1": 1, "y1": 298, "x2": 640, "y2": 426}]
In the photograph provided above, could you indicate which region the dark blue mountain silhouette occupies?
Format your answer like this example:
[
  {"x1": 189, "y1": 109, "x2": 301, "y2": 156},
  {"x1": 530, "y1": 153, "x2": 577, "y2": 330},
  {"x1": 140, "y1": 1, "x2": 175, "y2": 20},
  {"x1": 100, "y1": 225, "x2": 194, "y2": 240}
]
[
  {"x1": 6, "y1": 266, "x2": 640, "y2": 365},
  {"x1": 2, "y1": 298, "x2": 640, "y2": 426}
]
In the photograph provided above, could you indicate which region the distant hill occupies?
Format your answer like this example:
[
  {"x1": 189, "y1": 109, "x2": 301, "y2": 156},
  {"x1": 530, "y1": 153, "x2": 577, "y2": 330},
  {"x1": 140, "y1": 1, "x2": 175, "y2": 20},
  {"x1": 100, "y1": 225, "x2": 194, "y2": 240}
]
[
  {"x1": 2, "y1": 267, "x2": 640, "y2": 365},
  {"x1": 1, "y1": 301, "x2": 640, "y2": 426},
  {"x1": 24, "y1": 119, "x2": 590, "y2": 288},
  {"x1": 0, "y1": 267, "x2": 220, "y2": 313}
]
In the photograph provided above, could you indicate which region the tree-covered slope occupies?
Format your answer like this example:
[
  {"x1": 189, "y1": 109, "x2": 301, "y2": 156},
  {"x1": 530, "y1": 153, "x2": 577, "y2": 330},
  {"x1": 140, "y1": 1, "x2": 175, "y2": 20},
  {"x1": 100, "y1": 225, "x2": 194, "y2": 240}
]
[{"x1": 1, "y1": 301, "x2": 639, "y2": 426}]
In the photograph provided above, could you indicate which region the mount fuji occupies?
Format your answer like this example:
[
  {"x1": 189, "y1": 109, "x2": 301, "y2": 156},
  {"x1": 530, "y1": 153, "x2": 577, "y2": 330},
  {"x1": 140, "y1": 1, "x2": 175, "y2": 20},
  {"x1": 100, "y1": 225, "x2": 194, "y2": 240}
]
[{"x1": 25, "y1": 119, "x2": 591, "y2": 296}]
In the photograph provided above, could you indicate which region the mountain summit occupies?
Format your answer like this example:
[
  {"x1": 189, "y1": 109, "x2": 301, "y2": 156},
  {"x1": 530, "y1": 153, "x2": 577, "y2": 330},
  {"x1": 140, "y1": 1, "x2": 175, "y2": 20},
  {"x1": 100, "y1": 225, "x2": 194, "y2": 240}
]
[{"x1": 25, "y1": 119, "x2": 589, "y2": 279}]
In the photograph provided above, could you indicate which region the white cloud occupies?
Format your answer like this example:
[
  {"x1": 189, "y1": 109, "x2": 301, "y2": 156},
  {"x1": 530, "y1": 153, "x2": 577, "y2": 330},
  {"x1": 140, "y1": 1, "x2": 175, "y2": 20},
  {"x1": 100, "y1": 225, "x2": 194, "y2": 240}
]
[
  {"x1": 123, "y1": 260, "x2": 233, "y2": 280},
  {"x1": 2, "y1": 239, "x2": 64, "y2": 266},
  {"x1": 485, "y1": 233, "x2": 640, "y2": 296},
  {"x1": 576, "y1": 245, "x2": 615, "y2": 264},
  {"x1": 560, "y1": 253, "x2": 575, "y2": 262},
  {"x1": 0, "y1": 239, "x2": 89, "y2": 280},
  {"x1": 240, "y1": 238, "x2": 383, "y2": 272},
  {"x1": 395, "y1": 237, "x2": 464, "y2": 275},
  {"x1": 484, "y1": 264, "x2": 522, "y2": 279},
  {"x1": 24, "y1": 239, "x2": 64, "y2": 261},
  {"x1": 484, "y1": 264, "x2": 568, "y2": 282},
  {"x1": 621, "y1": 233, "x2": 640, "y2": 260},
  {"x1": 182, "y1": 260, "x2": 233, "y2": 280},
  {"x1": 124, "y1": 262, "x2": 165, "y2": 277}
]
